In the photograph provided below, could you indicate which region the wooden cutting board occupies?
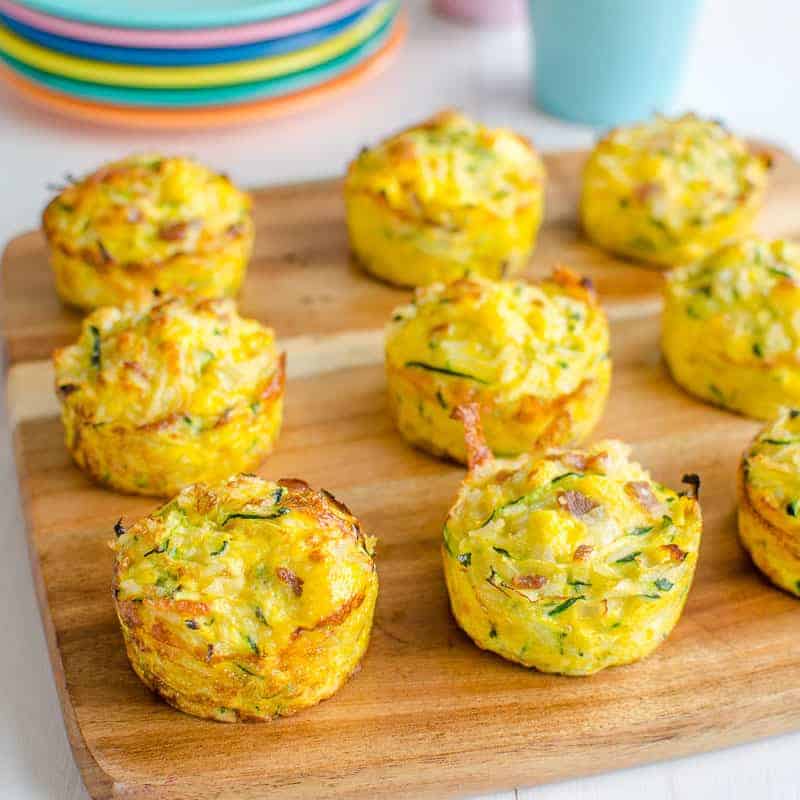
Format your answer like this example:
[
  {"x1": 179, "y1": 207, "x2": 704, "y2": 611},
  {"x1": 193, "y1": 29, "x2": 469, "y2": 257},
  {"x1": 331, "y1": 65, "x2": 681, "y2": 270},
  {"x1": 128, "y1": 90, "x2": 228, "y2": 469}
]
[{"x1": 3, "y1": 147, "x2": 800, "y2": 800}]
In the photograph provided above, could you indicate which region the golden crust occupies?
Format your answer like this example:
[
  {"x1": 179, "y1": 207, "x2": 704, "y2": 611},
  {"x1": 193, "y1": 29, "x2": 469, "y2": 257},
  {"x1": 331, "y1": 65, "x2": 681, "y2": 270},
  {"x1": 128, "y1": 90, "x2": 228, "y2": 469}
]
[
  {"x1": 442, "y1": 432, "x2": 703, "y2": 675},
  {"x1": 53, "y1": 296, "x2": 284, "y2": 496},
  {"x1": 662, "y1": 237, "x2": 800, "y2": 420},
  {"x1": 112, "y1": 474, "x2": 378, "y2": 721},
  {"x1": 581, "y1": 114, "x2": 769, "y2": 267},
  {"x1": 42, "y1": 154, "x2": 253, "y2": 310},
  {"x1": 384, "y1": 269, "x2": 610, "y2": 464},
  {"x1": 738, "y1": 410, "x2": 800, "y2": 596},
  {"x1": 344, "y1": 109, "x2": 545, "y2": 287}
]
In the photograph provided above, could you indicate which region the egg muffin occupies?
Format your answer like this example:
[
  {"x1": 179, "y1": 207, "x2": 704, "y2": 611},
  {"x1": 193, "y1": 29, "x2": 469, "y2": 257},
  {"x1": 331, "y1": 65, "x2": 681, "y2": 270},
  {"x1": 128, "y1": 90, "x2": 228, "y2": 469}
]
[
  {"x1": 43, "y1": 154, "x2": 253, "y2": 310},
  {"x1": 53, "y1": 296, "x2": 284, "y2": 497},
  {"x1": 385, "y1": 267, "x2": 610, "y2": 464},
  {"x1": 738, "y1": 409, "x2": 800, "y2": 596},
  {"x1": 662, "y1": 237, "x2": 800, "y2": 420},
  {"x1": 112, "y1": 473, "x2": 378, "y2": 721},
  {"x1": 345, "y1": 109, "x2": 545, "y2": 287},
  {"x1": 442, "y1": 406, "x2": 703, "y2": 675},
  {"x1": 581, "y1": 114, "x2": 770, "y2": 267}
]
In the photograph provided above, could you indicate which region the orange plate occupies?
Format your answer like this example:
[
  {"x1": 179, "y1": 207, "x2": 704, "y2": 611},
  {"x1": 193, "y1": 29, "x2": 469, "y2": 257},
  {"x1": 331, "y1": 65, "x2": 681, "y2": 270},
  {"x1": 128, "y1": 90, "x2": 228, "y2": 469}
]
[{"x1": 0, "y1": 11, "x2": 405, "y2": 128}]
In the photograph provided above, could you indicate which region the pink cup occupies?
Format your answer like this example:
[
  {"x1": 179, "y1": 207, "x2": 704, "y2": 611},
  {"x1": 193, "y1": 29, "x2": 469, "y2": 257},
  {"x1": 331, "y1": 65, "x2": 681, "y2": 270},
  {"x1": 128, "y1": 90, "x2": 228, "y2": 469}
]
[{"x1": 433, "y1": 0, "x2": 525, "y2": 25}]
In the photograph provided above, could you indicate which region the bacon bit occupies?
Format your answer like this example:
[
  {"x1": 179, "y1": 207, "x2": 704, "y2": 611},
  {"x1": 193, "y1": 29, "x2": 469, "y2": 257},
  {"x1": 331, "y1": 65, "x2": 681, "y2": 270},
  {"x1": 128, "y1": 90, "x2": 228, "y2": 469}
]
[
  {"x1": 661, "y1": 544, "x2": 687, "y2": 563},
  {"x1": 492, "y1": 469, "x2": 518, "y2": 484},
  {"x1": 276, "y1": 567, "x2": 304, "y2": 597},
  {"x1": 633, "y1": 182, "x2": 660, "y2": 204},
  {"x1": 57, "y1": 383, "x2": 79, "y2": 398},
  {"x1": 625, "y1": 481, "x2": 662, "y2": 514},
  {"x1": 551, "y1": 451, "x2": 587, "y2": 471},
  {"x1": 551, "y1": 265, "x2": 585, "y2": 290},
  {"x1": 558, "y1": 490, "x2": 599, "y2": 517},
  {"x1": 550, "y1": 265, "x2": 595, "y2": 297},
  {"x1": 573, "y1": 544, "x2": 594, "y2": 562},
  {"x1": 278, "y1": 478, "x2": 310, "y2": 491},
  {"x1": 548, "y1": 450, "x2": 608, "y2": 473},
  {"x1": 260, "y1": 354, "x2": 286, "y2": 401},
  {"x1": 587, "y1": 451, "x2": 610, "y2": 473},
  {"x1": 137, "y1": 412, "x2": 182, "y2": 432},
  {"x1": 227, "y1": 221, "x2": 246, "y2": 237},
  {"x1": 451, "y1": 403, "x2": 493, "y2": 470},
  {"x1": 122, "y1": 360, "x2": 148, "y2": 379},
  {"x1": 309, "y1": 549, "x2": 325, "y2": 563},
  {"x1": 158, "y1": 220, "x2": 196, "y2": 241},
  {"x1": 206, "y1": 643, "x2": 215, "y2": 663},
  {"x1": 681, "y1": 473, "x2": 701, "y2": 499},
  {"x1": 430, "y1": 322, "x2": 451, "y2": 336},
  {"x1": 511, "y1": 574, "x2": 547, "y2": 590}
]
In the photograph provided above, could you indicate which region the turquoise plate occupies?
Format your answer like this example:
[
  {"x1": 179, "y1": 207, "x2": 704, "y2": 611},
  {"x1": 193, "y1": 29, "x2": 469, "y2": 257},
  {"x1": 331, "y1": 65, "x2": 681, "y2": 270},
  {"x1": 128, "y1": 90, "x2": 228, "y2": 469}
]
[
  {"x1": 11, "y1": 0, "x2": 337, "y2": 29},
  {"x1": 0, "y1": 13, "x2": 394, "y2": 107}
]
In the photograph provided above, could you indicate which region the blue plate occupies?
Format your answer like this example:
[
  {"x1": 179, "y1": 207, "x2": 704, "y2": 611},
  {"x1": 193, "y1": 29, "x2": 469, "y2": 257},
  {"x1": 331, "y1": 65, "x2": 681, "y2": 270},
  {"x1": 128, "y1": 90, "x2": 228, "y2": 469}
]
[
  {"x1": 11, "y1": 0, "x2": 337, "y2": 29},
  {"x1": 0, "y1": 12, "x2": 394, "y2": 106},
  {"x1": 0, "y1": 4, "x2": 375, "y2": 65}
]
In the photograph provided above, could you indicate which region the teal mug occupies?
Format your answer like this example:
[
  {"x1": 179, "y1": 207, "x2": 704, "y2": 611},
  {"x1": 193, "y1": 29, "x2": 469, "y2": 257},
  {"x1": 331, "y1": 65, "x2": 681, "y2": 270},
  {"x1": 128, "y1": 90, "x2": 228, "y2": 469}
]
[{"x1": 529, "y1": 0, "x2": 701, "y2": 127}]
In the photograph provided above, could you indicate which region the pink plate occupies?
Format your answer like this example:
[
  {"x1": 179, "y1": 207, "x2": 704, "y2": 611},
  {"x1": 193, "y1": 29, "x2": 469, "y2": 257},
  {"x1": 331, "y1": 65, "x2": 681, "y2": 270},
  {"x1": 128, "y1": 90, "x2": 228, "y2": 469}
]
[{"x1": 0, "y1": 0, "x2": 374, "y2": 48}]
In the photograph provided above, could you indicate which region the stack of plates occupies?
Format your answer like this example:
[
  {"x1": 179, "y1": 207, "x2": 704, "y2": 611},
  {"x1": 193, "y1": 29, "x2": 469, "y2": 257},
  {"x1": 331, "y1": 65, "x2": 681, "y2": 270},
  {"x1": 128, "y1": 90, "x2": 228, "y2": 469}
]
[{"x1": 0, "y1": 0, "x2": 406, "y2": 127}]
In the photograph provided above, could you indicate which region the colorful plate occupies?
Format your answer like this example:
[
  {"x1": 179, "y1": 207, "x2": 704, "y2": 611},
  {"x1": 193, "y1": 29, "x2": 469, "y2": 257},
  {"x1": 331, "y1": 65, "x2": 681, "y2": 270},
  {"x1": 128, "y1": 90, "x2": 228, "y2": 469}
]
[
  {"x1": 0, "y1": 12, "x2": 405, "y2": 126},
  {"x1": 0, "y1": 0, "x2": 374, "y2": 48},
  {"x1": 0, "y1": 13, "x2": 393, "y2": 106},
  {"x1": 7, "y1": 0, "x2": 336, "y2": 29},
  {"x1": 0, "y1": 4, "x2": 375, "y2": 65},
  {"x1": 0, "y1": 8, "x2": 376, "y2": 67},
  {"x1": 0, "y1": 1, "x2": 395, "y2": 87}
]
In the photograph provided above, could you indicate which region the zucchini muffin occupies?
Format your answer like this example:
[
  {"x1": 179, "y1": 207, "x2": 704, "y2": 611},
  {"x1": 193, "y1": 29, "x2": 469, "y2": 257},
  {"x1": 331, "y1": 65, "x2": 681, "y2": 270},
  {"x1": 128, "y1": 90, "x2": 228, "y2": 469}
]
[
  {"x1": 385, "y1": 268, "x2": 610, "y2": 464},
  {"x1": 581, "y1": 114, "x2": 770, "y2": 267},
  {"x1": 54, "y1": 296, "x2": 284, "y2": 496},
  {"x1": 443, "y1": 407, "x2": 703, "y2": 675},
  {"x1": 662, "y1": 237, "x2": 800, "y2": 419},
  {"x1": 112, "y1": 474, "x2": 378, "y2": 721},
  {"x1": 345, "y1": 109, "x2": 545, "y2": 287},
  {"x1": 43, "y1": 154, "x2": 253, "y2": 310},
  {"x1": 739, "y1": 409, "x2": 800, "y2": 596}
]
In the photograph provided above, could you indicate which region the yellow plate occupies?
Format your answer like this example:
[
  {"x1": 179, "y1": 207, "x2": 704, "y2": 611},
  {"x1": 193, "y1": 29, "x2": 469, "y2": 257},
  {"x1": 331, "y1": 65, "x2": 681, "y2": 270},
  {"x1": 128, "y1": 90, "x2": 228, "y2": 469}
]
[{"x1": 0, "y1": 0, "x2": 396, "y2": 88}]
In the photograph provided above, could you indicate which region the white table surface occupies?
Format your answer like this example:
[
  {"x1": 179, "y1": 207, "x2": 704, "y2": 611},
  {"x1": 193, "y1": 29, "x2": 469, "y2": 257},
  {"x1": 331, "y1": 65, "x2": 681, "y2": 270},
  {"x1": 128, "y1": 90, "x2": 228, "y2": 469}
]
[{"x1": 2, "y1": 1, "x2": 800, "y2": 798}]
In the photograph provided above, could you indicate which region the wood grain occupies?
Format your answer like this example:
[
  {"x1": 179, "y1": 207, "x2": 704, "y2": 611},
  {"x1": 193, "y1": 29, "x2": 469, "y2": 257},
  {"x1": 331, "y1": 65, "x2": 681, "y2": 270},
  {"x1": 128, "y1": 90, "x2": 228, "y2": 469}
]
[{"x1": 3, "y1": 147, "x2": 800, "y2": 800}]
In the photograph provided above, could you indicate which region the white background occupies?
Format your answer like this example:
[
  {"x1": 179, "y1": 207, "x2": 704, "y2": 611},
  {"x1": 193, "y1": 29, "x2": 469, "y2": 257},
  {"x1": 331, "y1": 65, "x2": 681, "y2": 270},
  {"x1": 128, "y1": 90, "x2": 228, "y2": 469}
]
[{"x1": 2, "y1": 1, "x2": 800, "y2": 798}]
